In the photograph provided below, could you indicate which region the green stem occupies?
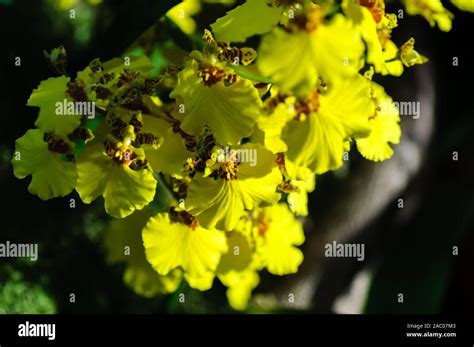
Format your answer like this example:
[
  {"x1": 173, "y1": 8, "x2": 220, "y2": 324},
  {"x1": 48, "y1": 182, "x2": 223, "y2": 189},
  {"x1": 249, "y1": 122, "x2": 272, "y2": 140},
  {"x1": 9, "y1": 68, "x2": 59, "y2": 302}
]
[
  {"x1": 226, "y1": 63, "x2": 273, "y2": 84},
  {"x1": 385, "y1": 56, "x2": 399, "y2": 63}
]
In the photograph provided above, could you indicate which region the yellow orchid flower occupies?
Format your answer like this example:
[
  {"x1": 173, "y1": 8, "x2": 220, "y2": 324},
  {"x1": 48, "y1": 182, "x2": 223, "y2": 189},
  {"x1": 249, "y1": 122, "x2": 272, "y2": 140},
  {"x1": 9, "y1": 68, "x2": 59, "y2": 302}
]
[
  {"x1": 170, "y1": 59, "x2": 262, "y2": 145},
  {"x1": 399, "y1": 37, "x2": 429, "y2": 67},
  {"x1": 356, "y1": 82, "x2": 401, "y2": 161},
  {"x1": 405, "y1": 0, "x2": 453, "y2": 32},
  {"x1": 185, "y1": 143, "x2": 281, "y2": 230},
  {"x1": 253, "y1": 203, "x2": 305, "y2": 276},
  {"x1": 142, "y1": 210, "x2": 228, "y2": 290},
  {"x1": 258, "y1": 6, "x2": 364, "y2": 95},
  {"x1": 283, "y1": 75, "x2": 374, "y2": 175},
  {"x1": 12, "y1": 129, "x2": 77, "y2": 200},
  {"x1": 104, "y1": 210, "x2": 182, "y2": 298}
]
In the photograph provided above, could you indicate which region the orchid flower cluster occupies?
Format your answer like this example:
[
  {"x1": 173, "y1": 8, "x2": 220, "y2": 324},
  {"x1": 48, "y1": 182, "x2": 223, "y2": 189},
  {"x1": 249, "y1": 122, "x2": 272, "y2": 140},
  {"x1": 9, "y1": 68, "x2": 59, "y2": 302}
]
[{"x1": 12, "y1": 0, "x2": 472, "y2": 310}]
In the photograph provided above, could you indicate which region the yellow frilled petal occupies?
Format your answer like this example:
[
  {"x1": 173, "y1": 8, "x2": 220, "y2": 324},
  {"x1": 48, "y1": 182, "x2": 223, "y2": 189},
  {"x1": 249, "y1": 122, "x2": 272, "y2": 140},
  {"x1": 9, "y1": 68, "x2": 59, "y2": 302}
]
[
  {"x1": 170, "y1": 60, "x2": 262, "y2": 145},
  {"x1": 284, "y1": 75, "x2": 374, "y2": 174},
  {"x1": 73, "y1": 56, "x2": 153, "y2": 110},
  {"x1": 383, "y1": 40, "x2": 404, "y2": 76},
  {"x1": 356, "y1": 83, "x2": 401, "y2": 162},
  {"x1": 210, "y1": 0, "x2": 283, "y2": 43},
  {"x1": 185, "y1": 169, "x2": 282, "y2": 231},
  {"x1": 146, "y1": 126, "x2": 193, "y2": 178},
  {"x1": 258, "y1": 13, "x2": 364, "y2": 95},
  {"x1": 257, "y1": 101, "x2": 296, "y2": 154},
  {"x1": 77, "y1": 56, "x2": 152, "y2": 87},
  {"x1": 255, "y1": 203, "x2": 305, "y2": 276},
  {"x1": 180, "y1": 208, "x2": 253, "y2": 294},
  {"x1": 452, "y1": 0, "x2": 474, "y2": 12},
  {"x1": 216, "y1": 232, "x2": 259, "y2": 310},
  {"x1": 284, "y1": 116, "x2": 345, "y2": 175},
  {"x1": 344, "y1": 0, "x2": 385, "y2": 73},
  {"x1": 167, "y1": 0, "x2": 202, "y2": 35},
  {"x1": 139, "y1": 109, "x2": 169, "y2": 138},
  {"x1": 124, "y1": 268, "x2": 181, "y2": 297},
  {"x1": 405, "y1": 0, "x2": 453, "y2": 32},
  {"x1": 185, "y1": 144, "x2": 281, "y2": 230},
  {"x1": 12, "y1": 129, "x2": 77, "y2": 200},
  {"x1": 219, "y1": 270, "x2": 260, "y2": 310},
  {"x1": 27, "y1": 76, "x2": 81, "y2": 136},
  {"x1": 137, "y1": 102, "x2": 194, "y2": 177},
  {"x1": 287, "y1": 174, "x2": 316, "y2": 217},
  {"x1": 76, "y1": 143, "x2": 157, "y2": 218},
  {"x1": 217, "y1": 231, "x2": 253, "y2": 273},
  {"x1": 320, "y1": 76, "x2": 373, "y2": 138},
  {"x1": 142, "y1": 212, "x2": 228, "y2": 282},
  {"x1": 284, "y1": 158, "x2": 313, "y2": 181},
  {"x1": 104, "y1": 210, "x2": 182, "y2": 297}
]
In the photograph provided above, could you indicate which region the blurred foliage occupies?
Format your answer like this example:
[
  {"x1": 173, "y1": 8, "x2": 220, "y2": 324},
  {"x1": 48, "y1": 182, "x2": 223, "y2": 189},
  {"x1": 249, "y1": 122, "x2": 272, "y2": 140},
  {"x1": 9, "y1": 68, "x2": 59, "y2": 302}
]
[{"x1": 0, "y1": 267, "x2": 56, "y2": 314}]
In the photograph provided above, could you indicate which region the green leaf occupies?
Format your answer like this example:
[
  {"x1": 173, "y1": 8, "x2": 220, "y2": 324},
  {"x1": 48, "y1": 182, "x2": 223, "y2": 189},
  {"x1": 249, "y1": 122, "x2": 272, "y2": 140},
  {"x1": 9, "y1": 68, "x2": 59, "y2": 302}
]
[{"x1": 146, "y1": 127, "x2": 193, "y2": 178}]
